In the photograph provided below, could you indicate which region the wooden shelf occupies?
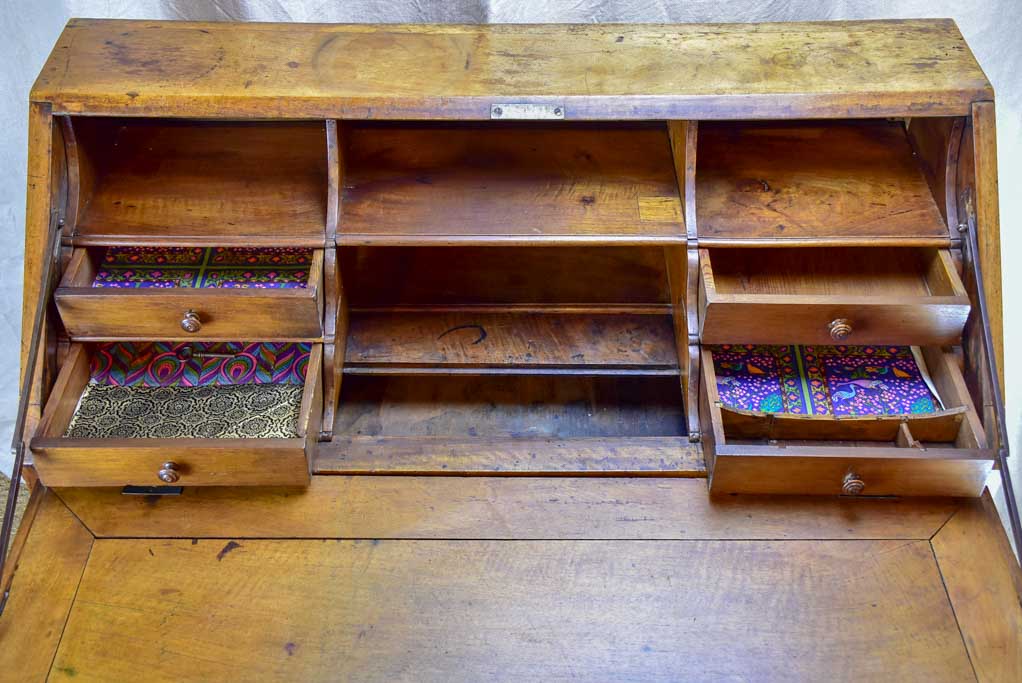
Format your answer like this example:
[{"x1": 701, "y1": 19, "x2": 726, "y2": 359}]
[
  {"x1": 335, "y1": 374, "x2": 686, "y2": 439},
  {"x1": 696, "y1": 121, "x2": 948, "y2": 244},
  {"x1": 339, "y1": 123, "x2": 684, "y2": 245},
  {"x1": 340, "y1": 246, "x2": 671, "y2": 309},
  {"x1": 315, "y1": 436, "x2": 704, "y2": 475},
  {"x1": 70, "y1": 118, "x2": 329, "y2": 244},
  {"x1": 345, "y1": 312, "x2": 678, "y2": 375}
]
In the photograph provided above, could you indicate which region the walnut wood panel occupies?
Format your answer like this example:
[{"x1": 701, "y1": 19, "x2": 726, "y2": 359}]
[
  {"x1": 20, "y1": 102, "x2": 56, "y2": 424},
  {"x1": 932, "y1": 494, "x2": 1022, "y2": 682},
  {"x1": 29, "y1": 344, "x2": 321, "y2": 487},
  {"x1": 967, "y1": 101, "x2": 1005, "y2": 388},
  {"x1": 720, "y1": 405, "x2": 968, "y2": 442},
  {"x1": 699, "y1": 247, "x2": 971, "y2": 345},
  {"x1": 906, "y1": 116, "x2": 964, "y2": 227},
  {"x1": 69, "y1": 118, "x2": 328, "y2": 244},
  {"x1": 340, "y1": 123, "x2": 682, "y2": 244},
  {"x1": 0, "y1": 490, "x2": 93, "y2": 680},
  {"x1": 346, "y1": 312, "x2": 677, "y2": 373},
  {"x1": 33, "y1": 20, "x2": 990, "y2": 119},
  {"x1": 49, "y1": 538, "x2": 972, "y2": 681},
  {"x1": 709, "y1": 452, "x2": 992, "y2": 497},
  {"x1": 697, "y1": 121, "x2": 949, "y2": 243},
  {"x1": 336, "y1": 374, "x2": 685, "y2": 439},
  {"x1": 53, "y1": 476, "x2": 962, "y2": 540},
  {"x1": 55, "y1": 248, "x2": 324, "y2": 341},
  {"x1": 340, "y1": 246, "x2": 670, "y2": 309},
  {"x1": 316, "y1": 436, "x2": 704, "y2": 475}
]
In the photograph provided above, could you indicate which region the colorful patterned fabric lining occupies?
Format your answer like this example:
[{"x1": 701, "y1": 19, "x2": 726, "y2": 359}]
[
  {"x1": 92, "y1": 247, "x2": 311, "y2": 289},
  {"x1": 90, "y1": 342, "x2": 311, "y2": 387},
  {"x1": 65, "y1": 383, "x2": 303, "y2": 439},
  {"x1": 711, "y1": 345, "x2": 939, "y2": 416}
]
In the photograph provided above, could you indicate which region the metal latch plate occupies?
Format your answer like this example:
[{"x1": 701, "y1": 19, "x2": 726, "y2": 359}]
[{"x1": 491, "y1": 103, "x2": 565, "y2": 120}]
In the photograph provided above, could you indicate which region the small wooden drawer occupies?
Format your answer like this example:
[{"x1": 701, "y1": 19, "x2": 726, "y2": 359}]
[
  {"x1": 29, "y1": 343, "x2": 322, "y2": 487},
  {"x1": 701, "y1": 347, "x2": 994, "y2": 497},
  {"x1": 698, "y1": 247, "x2": 971, "y2": 345},
  {"x1": 55, "y1": 248, "x2": 324, "y2": 340}
]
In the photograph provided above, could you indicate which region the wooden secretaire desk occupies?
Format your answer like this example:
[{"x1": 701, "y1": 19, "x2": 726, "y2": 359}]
[{"x1": 1, "y1": 18, "x2": 1021, "y2": 681}]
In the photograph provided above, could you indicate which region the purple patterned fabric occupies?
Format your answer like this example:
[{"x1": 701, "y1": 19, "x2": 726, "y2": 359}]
[
  {"x1": 711, "y1": 345, "x2": 938, "y2": 416},
  {"x1": 92, "y1": 247, "x2": 311, "y2": 289},
  {"x1": 90, "y1": 342, "x2": 311, "y2": 387}
]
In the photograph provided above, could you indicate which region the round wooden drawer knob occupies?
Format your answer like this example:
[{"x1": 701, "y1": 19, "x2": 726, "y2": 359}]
[
  {"x1": 158, "y1": 461, "x2": 180, "y2": 484},
  {"x1": 828, "y1": 318, "x2": 853, "y2": 341},
  {"x1": 842, "y1": 472, "x2": 865, "y2": 496},
  {"x1": 181, "y1": 309, "x2": 202, "y2": 333}
]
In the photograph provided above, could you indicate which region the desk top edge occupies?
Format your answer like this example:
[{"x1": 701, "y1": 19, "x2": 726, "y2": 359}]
[{"x1": 31, "y1": 17, "x2": 993, "y2": 119}]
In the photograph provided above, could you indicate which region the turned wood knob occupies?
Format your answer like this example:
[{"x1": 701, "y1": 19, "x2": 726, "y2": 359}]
[
  {"x1": 158, "y1": 462, "x2": 180, "y2": 484},
  {"x1": 828, "y1": 318, "x2": 853, "y2": 341},
  {"x1": 842, "y1": 472, "x2": 865, "y2": 496},
  {"x1": 180, "y1": 309, "x2": 202, "y2": 333}
]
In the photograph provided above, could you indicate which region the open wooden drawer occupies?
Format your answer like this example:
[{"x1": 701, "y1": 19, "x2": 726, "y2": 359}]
[
  {"x1": 29, "y1": 342, "x2": 322, "y2": 487},
  {"x1": 55, "y1": 247, "x2": 324, "y2": 340},
  {"x1": 700, "y1": 346, "x2": 995, "y2": 496},
  {"x1": 698, "y1": 247, "x2": 970, "y2": 345}
]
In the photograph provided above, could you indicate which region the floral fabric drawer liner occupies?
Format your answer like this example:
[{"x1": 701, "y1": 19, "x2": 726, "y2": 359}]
[
  {"x1": 92, "y1": 246, "x2": 312, "y2": 289},
  {"x1": 710, "y1": 345, "x2": 943, "y2": 416},
  {"x1": 90, "y1": 342, "x2": 311, "y2": 387}
]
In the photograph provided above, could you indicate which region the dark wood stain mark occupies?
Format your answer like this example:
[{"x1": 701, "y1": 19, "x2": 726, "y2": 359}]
[
  {"x1": 287, "y1": 61, "x2": 300, "y2": 69},
  {"x1": 284, "y1": 642, "x2": 298, "y2": 656},
  {"x1": 217, "y1": 540, "x2": 243, "y2": 561},
  {"x1": 437, "y1": 324, "x2": 487, "y2": 345},
  {"x1": 581, "y1": 195, "x2": 596, "y2": 205},
  {"x1": 148, "y1": 548, "x2": 155, "y2": 557}
]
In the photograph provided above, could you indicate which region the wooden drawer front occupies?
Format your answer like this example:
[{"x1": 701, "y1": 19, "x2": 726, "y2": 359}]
[
  {"x1": 29, "y1": 344, "x2": 322, "y2": 487},
  {"x1": 709, "y1": 453, "x2": 992, "y2": 497},
  {"x1": 55, "y1": 249, "x2": 324, "y2": 340},
  {"x1": 700, "y1": 346, "x2": 995, "y2": 497},
  {"x1": 698, "y1": 247, "x2": 970, "y2": 345}
]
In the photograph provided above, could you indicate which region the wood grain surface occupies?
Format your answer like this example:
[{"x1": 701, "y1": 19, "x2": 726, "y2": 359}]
[
  {"x1": 33, "y1": 20, "x2": 990, "y2": 119},
  {"x1": 49, "y1": 537, "x2": 973, "y2": 682}
]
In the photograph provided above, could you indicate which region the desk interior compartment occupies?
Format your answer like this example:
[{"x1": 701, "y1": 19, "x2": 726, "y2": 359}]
[
  {"x1": 696, "y1": 120, "x2": 949, "y2": 243},
  {"x1": 701, "y1": 345, "x2": 995, "y2": 497},
  {"x1": 341, "y1": 245, "x2": 681, "y2": 375},
  {"x1": 339, "y1": 122, "x2": 684, "y2": 244},
  {"x1": 64, "y1": 117, "x2": 330, "y2": 245},
  {"x1": 30, "y1": 341, "x2": 322, "y2": 487},
  {"x1": 699, "y1": 247, "x2": 971, "y2": 345},
  {"x1": 55, "y1": 246, "x2": 324, "y2": 340}
]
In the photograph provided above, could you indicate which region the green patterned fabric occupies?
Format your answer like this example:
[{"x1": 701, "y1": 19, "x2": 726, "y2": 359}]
[{"x1": 65, "y1": 383, "x2": 304, "y2": 439}]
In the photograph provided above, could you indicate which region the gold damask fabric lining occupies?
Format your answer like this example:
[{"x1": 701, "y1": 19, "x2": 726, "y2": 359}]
[{"x1": 65, "y1": 383, "x2": 304, "y2": 439}]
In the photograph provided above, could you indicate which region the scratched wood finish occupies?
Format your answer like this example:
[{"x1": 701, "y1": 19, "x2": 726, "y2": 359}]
[
  {"x1": 346, "y1": 312, "x2": 677, "y2": 373},
  {"x1": 340, "y1": 123, "x2": 683, "y2": 244},
  {"x1": 49, "y1": 537, "x2": 973, "y2": 682},
  {"x1": 0, "y1": 491, "x2": 93, "y2": 680},
  {"x1": 931, "y1": 494, "x2": 1022, "y2": 682},
  {"x1": 316, "y1": 436, "x2": 704, "y2": 475},
  {"x1": 697, "y1": 121, "x2": 949, "y2": 243},
  {"x1": 55, "y1": 248, "x2": 325, "y2": 341},
  {"x1": 52, "y1": 476, "x2": 961, "y2": 540},
  {"x1": 335, "y1": 374, "x2": 685, "y2": 439},
  {"x1": 32, "y1": 20, "x2": 991, "y2": 119},
  {"x1": 341, "y1": 245, "x2": 671, "y2": 309},
  {"x1": 68, "y1": 118, "x2": 328, "y2": 244},
  {"x1": 699, "y1": 247, "x2": 971, "y2": 345}
]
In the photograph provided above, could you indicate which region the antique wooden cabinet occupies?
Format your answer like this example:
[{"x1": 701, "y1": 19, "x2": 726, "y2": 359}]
[{"x1": 2, "y1": 18, "x2": 1021, "y2": 681}]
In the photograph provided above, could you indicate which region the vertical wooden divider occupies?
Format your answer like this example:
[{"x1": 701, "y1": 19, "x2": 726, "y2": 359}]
[
  {"x1": 666, "y1": 121, "x2": 700, "y2": 441},
  {"x1": 320, "y1": 120, "x2": 346, "y2": 440}
]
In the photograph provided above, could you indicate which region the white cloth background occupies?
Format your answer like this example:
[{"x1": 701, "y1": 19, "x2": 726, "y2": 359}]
[{"x1": 2, "y1": 0, "x2": 1021, "y2": 527}]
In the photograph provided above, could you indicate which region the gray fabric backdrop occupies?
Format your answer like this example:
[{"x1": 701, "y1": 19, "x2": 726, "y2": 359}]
[{"x1": 3, "y1": 1, "x2": 1020, "y2": 525}]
